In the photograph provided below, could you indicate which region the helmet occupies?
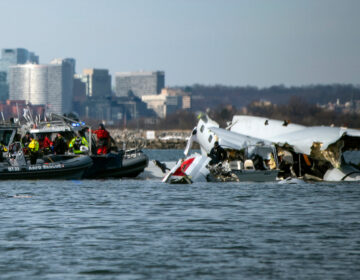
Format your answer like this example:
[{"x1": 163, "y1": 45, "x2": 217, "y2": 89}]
[{"x1": 80, "y1": 146, "x2": 89, "y2": 152}]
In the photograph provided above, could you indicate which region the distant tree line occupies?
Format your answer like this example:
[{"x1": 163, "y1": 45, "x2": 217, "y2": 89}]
[
  {"x1": 209, "y1": 96, "x2": 360, "y2": 128},
  {"x1": 124, "y1": 84, "x2": 360, "y2": 130},
  {"x1": 184, "y1": 84, "x2": 360, "y2": 111},
  {"x1": 126, "y1": 110, "x2": 197, "y2": 130}
]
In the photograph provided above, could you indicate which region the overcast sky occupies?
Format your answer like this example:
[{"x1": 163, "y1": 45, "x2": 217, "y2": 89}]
[{"x1": 1, "y1": 0, "x2": 359, "y2": 87}]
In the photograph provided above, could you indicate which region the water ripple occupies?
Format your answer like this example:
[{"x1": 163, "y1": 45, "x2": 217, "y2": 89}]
[{"x1": 0, "y1": 179, "x2": 359, "y2": 279}]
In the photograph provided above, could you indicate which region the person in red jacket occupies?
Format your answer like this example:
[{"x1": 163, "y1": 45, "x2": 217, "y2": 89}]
[
  {"x1": 93, "y1": 123, "x2": 110, "y2": 154},
  {"x1": 39, "y1": 134, "x2": 53, "y2": 155}
]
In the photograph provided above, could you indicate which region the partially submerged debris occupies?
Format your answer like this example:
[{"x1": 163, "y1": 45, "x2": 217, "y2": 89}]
[{"x1": 162, "y1": 114, "x2": 360, "y2": 183}]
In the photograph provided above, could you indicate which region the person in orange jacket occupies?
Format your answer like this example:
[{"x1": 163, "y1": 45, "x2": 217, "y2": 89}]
[{"x1": 93, "y1": 123, "x2": 111, "y2": 155}]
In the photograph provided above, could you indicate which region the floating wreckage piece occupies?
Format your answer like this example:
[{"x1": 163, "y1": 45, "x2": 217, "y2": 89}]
[
  {"x1": 229, "y1": 115, "x2": 360, "y2": 181},
  {"x1": 163, "y1": 114, "x2": 280, "y2": 184},
  {"x1": 162, "y1": 114, "x2": 360, "y2": 183}
]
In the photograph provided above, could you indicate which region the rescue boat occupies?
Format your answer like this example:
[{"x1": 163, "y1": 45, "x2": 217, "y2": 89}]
[
  {"x1": 24, "y1": 114, "x2": 148, "y2": 179},
  {"x1": 0, "y1": 151, "x2": 92, "y2": 180}
]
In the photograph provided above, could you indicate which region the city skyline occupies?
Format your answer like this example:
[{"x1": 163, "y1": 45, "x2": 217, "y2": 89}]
[{"x1": 1, "y1": 0, "x2": 360, "y2": 87}]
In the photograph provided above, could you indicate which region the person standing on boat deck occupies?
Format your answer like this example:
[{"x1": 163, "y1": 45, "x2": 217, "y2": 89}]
[
  {"x1": 39, "y1": 134, "x2": 53, "y2": 155},
  {"x1": 53, "y1": 133, "x2": 67, "y2": 155},
  {"x1": 44, "y1": 134, "x2": 53, "y2": 153},
  {"x1": 69, "y1": 135, "x2": 89, "y2": 154},
  {"x1": 28, "y1": 134, "x2": 39, "y2": 165},
  {"x1": 21, "y1": 132, "x2": 31, "y2": 148},
  {"x1": 208, "y1": 141, "x2": 227, "y2": 165},
  {"x1": 93, "y1": 123, "x2": 111, "y2": 155}
]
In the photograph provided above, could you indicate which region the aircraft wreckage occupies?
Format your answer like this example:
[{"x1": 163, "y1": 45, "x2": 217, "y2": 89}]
[{"x1": 162, "y1": 114, "x2": 360, "y2": 183}]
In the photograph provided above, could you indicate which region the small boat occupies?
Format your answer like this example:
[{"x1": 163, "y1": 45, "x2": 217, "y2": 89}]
[
  {"x1": 84, "y1": 149, "x2": 149, "y2": 179},
  {"x1": 0, "y1": 121, "x2": 92, "y2": 180},
  {"x1": 0, "y1": 151, "x2": 92, "y2": 180},
  {"x1": 24, "y1": 114, "x2": 148, "y2": 179},
  {"x1": 206, "y1": 144, "x2": 279, "y2": 182},
  {"x1": 206, "y1": 161, "x2": 279, "y2": 183}
]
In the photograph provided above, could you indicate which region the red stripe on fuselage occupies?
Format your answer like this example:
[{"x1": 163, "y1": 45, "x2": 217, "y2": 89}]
[{"x1": 172, "y1": 157, "x2": 195, "y2": 176}]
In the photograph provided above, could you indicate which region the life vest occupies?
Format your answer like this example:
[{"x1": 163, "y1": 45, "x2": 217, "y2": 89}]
[
  {"x1": 69, "y1": 137, "x2": 88, "y2": 154},
  {"x1": 73, "y1": 137, "x2": 82, "y2": 150},
  {"x1": 94, "y1": 129, "x2": 109, "y2": 139},
  {"x1": 28, "y1": 139, "x2": 39, "y2": 152},
  {"x1": 303, "y1": 154, "x2": 311, "y2": 166},
  {"x1": 0, "y1": 144, "x2": 8, "y2": 152},
  {"x1": 43, "y1": 137, "x2": 53, "y2": 148}
]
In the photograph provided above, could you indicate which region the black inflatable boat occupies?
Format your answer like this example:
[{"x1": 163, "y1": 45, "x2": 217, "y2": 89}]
[
  {"x1": 26, "y1": 115, "x2": 149, "y2": 179},
  {"x1": 83, "y1": 149, "x2": 148, "y2": 179},
  {"x1": 0, "y1": 154, "x2": 93, "y2": 180}
]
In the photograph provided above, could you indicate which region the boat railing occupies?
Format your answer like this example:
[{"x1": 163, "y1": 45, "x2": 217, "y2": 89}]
[
  {"x1": 120, "y1": 137, "x2": 146, "y2": 152},
  {"x1": 123, "y1": 148, "x2": 143, "y2": 159}
]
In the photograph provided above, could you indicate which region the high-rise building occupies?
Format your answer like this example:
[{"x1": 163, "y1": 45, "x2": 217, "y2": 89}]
[
  {"x1": 80, "y1": 69, "x2": 111, "y2": 98},
  {"x1": 115, "y1": 71, "x2": 165, "y2": 97},
  {"x1": 0, "y1": 48, "x2": 39, "y2": 73},
  {"x1": 0, "y1": 48, "x2": 39, "y2": 101},
  {"x1": 72, "y1": 76, "x2": 87, "y2": 117},
  {"x1": 84, "y1": 95, "x2": 155, "y2": 123},
  {"x1": 141, "y1": 88, "x2": 191, "y2": 118},
  {"x1": 51, "y1": 58, "x2": 75, "y2": 73},
  {"x1": 0, "y1": 71, "x2": 8, "y2": 101},
  {"x1": 8, "y1": 58, "x2": 75, "y2": 114}
]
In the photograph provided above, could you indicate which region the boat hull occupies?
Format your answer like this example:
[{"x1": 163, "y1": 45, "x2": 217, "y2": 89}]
[
  {"x1": 0, "y1": 156, "x2": 93, "y2": 180},
  {"x1": 83, "y1": 150, "x2": 149, "y2": 179}
]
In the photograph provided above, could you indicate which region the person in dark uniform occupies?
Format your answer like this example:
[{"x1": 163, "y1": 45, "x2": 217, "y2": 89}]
[
  {"x1": 21, "y1": 132, "x2": 31, "y2": 148},
  {"x1": 53, "y1": 133, "x2": 67, "y2": 155},
  {"x1": 208, "y1": 141, "x2": 227, "y2": 165}
]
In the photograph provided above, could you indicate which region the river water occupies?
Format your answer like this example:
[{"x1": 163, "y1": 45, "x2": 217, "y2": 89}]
[{"x1": 0, "y1": 150, "x2": 359, "y2": 279}]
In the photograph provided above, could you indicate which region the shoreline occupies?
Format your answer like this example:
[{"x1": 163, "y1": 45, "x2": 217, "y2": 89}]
[{"x1": 108, "y1": 129, "x2": 199, "y2": 150}]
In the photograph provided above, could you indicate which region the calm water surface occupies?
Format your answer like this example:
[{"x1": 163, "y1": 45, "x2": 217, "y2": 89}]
[{"x1": 0, "y1": 150, "x2": 359, "y2": 279}]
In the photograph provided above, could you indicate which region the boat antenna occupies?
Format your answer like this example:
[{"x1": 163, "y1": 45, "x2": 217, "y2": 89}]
[
  {"x1": 27, "y1": 105, "x2": 34, "y2": 124},
  {"x1": 50, "y1": 113, "x2": 78, "y2": 124},
  {"x1": 16, "y1": 103, "x2": 20, "y2": 124},
  {"x1": 1, "y1": 112, "x2": 4, "y2": 122}
]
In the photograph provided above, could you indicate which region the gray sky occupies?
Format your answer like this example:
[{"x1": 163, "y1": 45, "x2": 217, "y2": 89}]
[{"x1": 1, "y1": 0, "x2": 359, "y2": 87}]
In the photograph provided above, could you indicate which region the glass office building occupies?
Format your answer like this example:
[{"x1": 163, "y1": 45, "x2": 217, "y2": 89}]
[
  {"x1": 8, "y1": 59, "x2": 74, "y2": 114},
  {"x1": 0, "y1": 48, "x2": 39, "y2": 101},
  {"x1": 115, "y1": 71, "x2": 165, "y2": 97}
]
